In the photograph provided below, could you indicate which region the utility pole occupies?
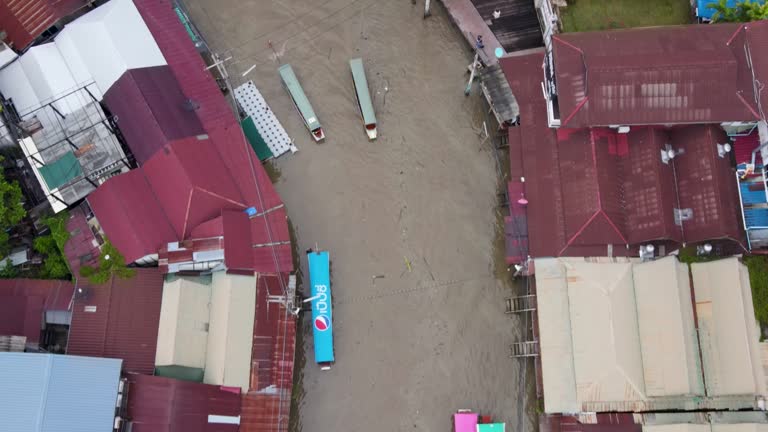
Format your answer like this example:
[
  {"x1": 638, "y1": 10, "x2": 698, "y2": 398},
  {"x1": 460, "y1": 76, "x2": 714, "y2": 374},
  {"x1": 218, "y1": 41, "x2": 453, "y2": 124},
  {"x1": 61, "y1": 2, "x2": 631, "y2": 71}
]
[{"x1": 424, "y1": 0, "x2": 431, "y2": 18}]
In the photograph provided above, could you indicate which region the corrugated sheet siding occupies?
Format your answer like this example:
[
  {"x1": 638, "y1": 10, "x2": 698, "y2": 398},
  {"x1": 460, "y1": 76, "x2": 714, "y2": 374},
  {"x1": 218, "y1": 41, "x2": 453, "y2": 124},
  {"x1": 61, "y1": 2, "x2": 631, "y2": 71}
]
[{"x1": 67, "y1": 268, "x2": 163, "y2": 374}]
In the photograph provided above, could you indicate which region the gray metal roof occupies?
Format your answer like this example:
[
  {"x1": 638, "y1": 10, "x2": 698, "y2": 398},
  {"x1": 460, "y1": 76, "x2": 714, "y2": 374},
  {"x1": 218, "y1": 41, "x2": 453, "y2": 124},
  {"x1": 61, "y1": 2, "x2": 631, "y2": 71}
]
[{"x1": 0, "y1": 352, "x2": 121, "y2": 432}]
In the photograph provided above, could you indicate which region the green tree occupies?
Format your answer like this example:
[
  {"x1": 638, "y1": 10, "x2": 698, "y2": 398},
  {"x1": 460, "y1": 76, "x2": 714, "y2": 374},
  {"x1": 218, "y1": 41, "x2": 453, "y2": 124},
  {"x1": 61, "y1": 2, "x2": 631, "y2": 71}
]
[
  {"x1": 33, "y1": 212, "x2": 71, "y2": 280},
  {"x1": 0, "y1": 156, "x2": 26, "y2": 255},
  {"x1": 709, "y1": 0, "x2": 768, "y2": 22},
  {"x1": 79, "y1": 240, "x2": 135, "y2": 284},
  {"x1": 34, "y1": 235, "x2": 70, "y2": 279},
  {"x1": 0, "y1": 258, "x2": 18, "y2": 278}
]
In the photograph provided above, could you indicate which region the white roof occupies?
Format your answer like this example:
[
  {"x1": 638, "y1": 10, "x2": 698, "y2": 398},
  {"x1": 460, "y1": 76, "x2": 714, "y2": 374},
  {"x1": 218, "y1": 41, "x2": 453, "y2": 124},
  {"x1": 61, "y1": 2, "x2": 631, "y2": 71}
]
[
  {"x1": 155, "y1": 276, "x2": 212, "y2": 369},
  {"x1": 204, "y1": 272, "x2": 256, "y2": 392},
  {"x1": 633, "y1": 256, "x2": 703, "y2": 397},
  {"x1": 0, "y1": 60, "x2": 41, "y2": 116},
  {"x1": 53, "y1": 27, "x2": 100, "y2": 96},
  {"x1": 56, "y1": 0, "x2": 166, "y2": 95},
  {"x1": 692, "y1": 258, "x2": 766, "y2": 397}
]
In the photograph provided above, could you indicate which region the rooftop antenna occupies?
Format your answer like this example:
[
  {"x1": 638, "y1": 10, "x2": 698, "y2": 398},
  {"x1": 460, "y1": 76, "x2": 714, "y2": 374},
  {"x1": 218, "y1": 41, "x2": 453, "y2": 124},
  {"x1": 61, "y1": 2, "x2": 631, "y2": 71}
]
[{"x1": 717, "y1": 142, "x2": 732, "y2": 158}]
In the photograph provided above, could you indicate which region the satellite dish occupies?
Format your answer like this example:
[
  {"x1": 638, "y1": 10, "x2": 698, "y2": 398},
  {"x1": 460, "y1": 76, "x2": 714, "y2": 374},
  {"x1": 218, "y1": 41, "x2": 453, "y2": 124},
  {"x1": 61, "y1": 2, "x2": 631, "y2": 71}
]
[{"x1": 494, "y1": 47, "x2": 504, "y2": 58}]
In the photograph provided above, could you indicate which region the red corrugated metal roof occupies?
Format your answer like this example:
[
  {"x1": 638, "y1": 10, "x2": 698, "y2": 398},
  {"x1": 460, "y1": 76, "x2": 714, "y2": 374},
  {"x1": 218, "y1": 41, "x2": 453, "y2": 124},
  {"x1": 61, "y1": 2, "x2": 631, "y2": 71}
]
[
  {"x1": 0, "y1": 279, "x2": 74, "y2": 342},
  {"x1": 624, "y1": 127, "x2": 682, "y2": 244},
  {"x1": 673, "y1": 125, "x2": 745, "y2": 246},
  {"x1": 733, "y1": 130, "x2": 761, "y2": 166},
  {"x1": 499, "y1": 52, "x2": 545, "y2": 108},
  {"x1": 64, "y1": 205, "x2": 100, "y2": 278},
  {"x1": 143, "y1": 136, "x2": 247, "y2": 239},
  {"x1": 553, "y1": 24, "x2": 760, "y2": 127},
  {"x1": 557, "y1": 128, "x2": 627, "y2": 250},
  {"x1": 88, "y1": 169, "x2": 179, "y2": 263},
  {"x1": 540, "y1": 414, "x2": 640, "y2": 432},
  {"x1": 0, "y1": 295, "x2": 42, "y2": 342},
  {"x1": 241, "y1": 273, "x2": 296, "y2": 432},
  {"x1": 104, "y1": 66, "x2": 205, "y2": 165},
  {"x1": 0, "y1": 278, "x2": 74, "y2": 311},
  {"x1": 67, "y1": 268, "x2": 163, "y2": 374},
  {"x1": 222, "y1": 210, "x2": 253, "y2": 272},
  {"x1": 126, "y1": 374, "x2": 241, "y2": 432},
  {"x1": 728, "y1": 20, "x2": 768, "y2": 120},
  {"x1": 133, "y1": 0, "x2": 236, "y2": 132},
  {"x1": 0, "y1": 0, "x2": 86, "y2": 50},
  {"x1": 502, "y1": 52, "x2": 746, "y2": 259}
]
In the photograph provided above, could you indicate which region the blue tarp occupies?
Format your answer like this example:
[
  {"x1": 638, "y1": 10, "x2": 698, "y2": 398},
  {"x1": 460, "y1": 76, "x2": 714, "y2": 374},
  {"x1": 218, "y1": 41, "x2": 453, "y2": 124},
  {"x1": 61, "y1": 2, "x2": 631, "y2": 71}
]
[
  {"x1": 308, "y1": 250, "x2": 334, "y2": 365},
  {"x1": 697, "y1": 0, "x2": 765, "y2": 19}
]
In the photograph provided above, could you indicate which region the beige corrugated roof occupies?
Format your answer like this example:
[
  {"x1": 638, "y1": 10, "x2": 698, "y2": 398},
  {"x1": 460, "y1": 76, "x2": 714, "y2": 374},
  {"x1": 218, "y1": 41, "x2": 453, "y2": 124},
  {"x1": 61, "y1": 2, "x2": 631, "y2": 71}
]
[
  {"x1": 536, "y1": 258, "x2": 578, "y2": 414},
  {"x1": 204, "y1": 272, "x2": 256, "y2": 392},
  {"x1": 643, "y1": 424, "x2": 710, "y2": 432},
  {"x1": 566, "y1": 258, "x2": 646, "y2": 404},
  {"x1": 155, "y1": 276, "x2": 211, "y2": 368},
  {"x1": 692, "y1": 258, "x2": 766, "y2": 397},
  {"x1": 536, "y1": 257, "x2": 646, "y2": 412},
  {"x1": 633, "y1": 257, "x2": 703, "y2": 397}
]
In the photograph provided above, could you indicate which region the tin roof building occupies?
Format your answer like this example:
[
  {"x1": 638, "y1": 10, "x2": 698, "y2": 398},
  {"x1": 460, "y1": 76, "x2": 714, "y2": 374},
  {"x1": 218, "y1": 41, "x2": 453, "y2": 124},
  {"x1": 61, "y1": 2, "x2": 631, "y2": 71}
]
[
  {"x1": 155, "y1": 273, "x2": 256, "y2": 392},
  {"x1": 0, "y1": 279, "x2": 73, "y2": 347},
  {"x1": 544, "y1": 24, "x2": 761, "y2": 128},
  {"x1": 125, "y1": 374, "x2": 242, "y2": 432},
  {"x1": 0, "y1": 352, "x2": 122, "y2": 432},
  {"x1": 67, "y1": 268, "x2": 163, "y2": 374},
  {"x1": 501, "y1": 52, "x2": 746, "y2": 262},
  {"x1": 535, "y1": 256, "x2": 764, "y2": 414}
]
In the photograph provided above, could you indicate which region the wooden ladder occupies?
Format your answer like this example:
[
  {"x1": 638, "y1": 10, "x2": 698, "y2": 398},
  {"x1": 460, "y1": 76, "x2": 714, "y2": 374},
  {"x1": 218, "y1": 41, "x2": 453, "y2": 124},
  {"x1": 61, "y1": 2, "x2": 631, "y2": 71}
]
[
  {"x1": 510, "y1": 341, "x2": 539, "y2": 358},
  {"x1": 505, "y1": 295, "x2": 536, "y2": 313}
]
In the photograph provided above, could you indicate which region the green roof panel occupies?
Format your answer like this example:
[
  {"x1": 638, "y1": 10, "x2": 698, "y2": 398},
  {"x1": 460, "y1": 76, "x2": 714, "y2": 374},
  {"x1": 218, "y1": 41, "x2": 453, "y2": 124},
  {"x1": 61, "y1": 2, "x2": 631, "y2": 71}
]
[
  {"x1": 39, "y1": 151, "x2": 82, "y2": 190},
  {"x1": 241, "y1": 116, "x2": 273, "y2": 161}
]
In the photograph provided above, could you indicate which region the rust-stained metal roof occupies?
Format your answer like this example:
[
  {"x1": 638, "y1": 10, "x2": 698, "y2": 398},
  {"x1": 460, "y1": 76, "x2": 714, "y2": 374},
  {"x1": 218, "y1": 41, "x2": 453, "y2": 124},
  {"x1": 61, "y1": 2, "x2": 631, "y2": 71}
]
[
  {"x1": 552, "y1": 24, "x2": 761, "y2": 127},
  {"x1": 672, "y1": 125, "x2": 744, "y2": 246},
  {"x1": 126, "y1": 374, "x2": 241, "y2": 432},
  {"x1": 623, "y1": 127, "x2": 682, "y2": 244},
  {"x1": 0, "y1": 0, "x2": 86, "y2": 50},
  {"x1": 64, "y1": 204, "x2": 101, "y2": 278},
  {"x1": 240, "y1": 274, "x2": 296, "y2": 432},
  {"x1": 540, "y1": 414, "x2": 640, "y2": 432},
  {"x1": 502, "y1": 52, "x2": 746, "y2": 260},
  {"x1": 0, "y1": 278, "x2": 74, "y2": 343},
  {"x1": 727, "y1": 20, "x2": 768, "y2": 121},
  {"x1": 67, "y1": 268, "x2": 163, "y2": 374}
]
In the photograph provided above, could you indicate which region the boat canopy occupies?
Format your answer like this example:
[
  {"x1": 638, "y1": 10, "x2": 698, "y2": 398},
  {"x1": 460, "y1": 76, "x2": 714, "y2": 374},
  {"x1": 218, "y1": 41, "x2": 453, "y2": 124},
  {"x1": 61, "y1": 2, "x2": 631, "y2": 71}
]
[
  {"x1": 278, "y1": 64, "x2": 322, "y2": 133},
  {"x1": 349, "y1": 58, "x2": 377, "y2": 139}
]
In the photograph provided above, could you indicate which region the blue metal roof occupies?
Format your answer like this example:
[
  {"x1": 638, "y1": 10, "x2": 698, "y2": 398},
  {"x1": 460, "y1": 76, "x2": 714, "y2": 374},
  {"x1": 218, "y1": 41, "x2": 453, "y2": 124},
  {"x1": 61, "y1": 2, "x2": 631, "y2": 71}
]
[{"x1": 0, "y1": 353, "x2": 122, "y2": 432}]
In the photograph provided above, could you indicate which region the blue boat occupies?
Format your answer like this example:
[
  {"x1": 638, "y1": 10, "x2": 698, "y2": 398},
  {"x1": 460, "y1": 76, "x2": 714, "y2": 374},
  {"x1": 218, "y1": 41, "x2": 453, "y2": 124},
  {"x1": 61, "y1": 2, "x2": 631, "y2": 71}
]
[{"x1": 307, "y1": 249, "x2": 334, "y2": 369}]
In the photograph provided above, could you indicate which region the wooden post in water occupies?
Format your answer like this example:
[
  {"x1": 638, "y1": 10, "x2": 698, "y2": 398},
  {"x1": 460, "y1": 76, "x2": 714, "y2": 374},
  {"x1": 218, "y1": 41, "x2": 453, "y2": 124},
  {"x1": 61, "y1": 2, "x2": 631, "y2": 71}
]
[
  {"x1": 465, "y1": 52, "x2": 480, "y2": 95},
  {"x1": 424, "y1": 0, "x2": 431, "y2": 18}
]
